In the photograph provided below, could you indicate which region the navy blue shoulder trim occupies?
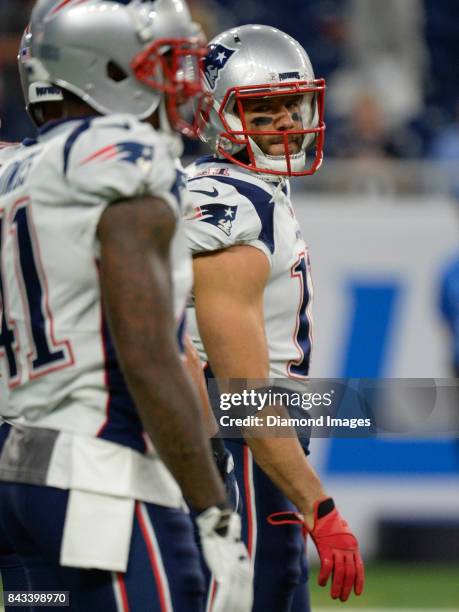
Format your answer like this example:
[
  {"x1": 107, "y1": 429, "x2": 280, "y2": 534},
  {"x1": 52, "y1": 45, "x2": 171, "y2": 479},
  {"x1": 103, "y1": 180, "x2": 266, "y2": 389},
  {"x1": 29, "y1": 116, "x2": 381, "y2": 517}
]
[
  {"x1": 207, "y1": 175, "x2": 275, "y2": 254},
  {"x1": 22, "y1": 137, "x2": 37, "y2": 148},
  {"x1": 63, "y1": 118, "x2": 94, "y2": 175},
  {"x1": 38, "y1": 115, "x2": 95, "y2": 136}
]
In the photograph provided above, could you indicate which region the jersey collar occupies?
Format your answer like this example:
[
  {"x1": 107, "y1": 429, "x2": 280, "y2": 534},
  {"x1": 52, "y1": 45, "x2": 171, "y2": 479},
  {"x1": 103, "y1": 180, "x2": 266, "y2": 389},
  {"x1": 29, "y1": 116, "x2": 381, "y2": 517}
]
[{"x1": 38, "y1": 116, "x2": 97, "y2": 138}]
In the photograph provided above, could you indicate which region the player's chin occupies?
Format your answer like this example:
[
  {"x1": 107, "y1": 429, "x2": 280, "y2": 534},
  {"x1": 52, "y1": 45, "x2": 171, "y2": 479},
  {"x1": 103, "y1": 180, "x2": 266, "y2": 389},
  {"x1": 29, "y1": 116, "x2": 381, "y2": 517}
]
[{"x1": 268, "y1": 142, "x2": 301, "y2": 156}]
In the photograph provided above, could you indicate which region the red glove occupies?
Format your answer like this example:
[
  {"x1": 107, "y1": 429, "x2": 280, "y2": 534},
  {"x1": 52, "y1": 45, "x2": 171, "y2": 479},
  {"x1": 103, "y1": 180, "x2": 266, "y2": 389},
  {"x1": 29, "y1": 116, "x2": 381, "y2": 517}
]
[{"x1": 304, "y1": 498, "x2": 365, "y2": 602}]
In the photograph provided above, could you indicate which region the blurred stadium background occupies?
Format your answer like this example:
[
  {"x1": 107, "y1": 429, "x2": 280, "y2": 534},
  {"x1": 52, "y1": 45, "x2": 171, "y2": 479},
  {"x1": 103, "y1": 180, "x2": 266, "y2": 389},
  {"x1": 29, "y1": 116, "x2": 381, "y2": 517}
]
[{"x1": 1, "y1": 0, "x2": 458, "y2": 610}]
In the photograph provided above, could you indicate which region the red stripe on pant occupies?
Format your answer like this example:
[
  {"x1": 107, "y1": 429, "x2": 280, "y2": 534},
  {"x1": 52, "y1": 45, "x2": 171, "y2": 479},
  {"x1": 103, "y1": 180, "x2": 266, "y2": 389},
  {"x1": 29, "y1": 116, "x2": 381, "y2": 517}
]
[
  {"x1": 135, "y1": 502, "x2": 170, "y2": 612},
  {"x1": 243, "y1": 444, "x2": 255, "y2": 558},
  {"x1": 116, "y1": 572, "x2": 130, "y2": 612}
]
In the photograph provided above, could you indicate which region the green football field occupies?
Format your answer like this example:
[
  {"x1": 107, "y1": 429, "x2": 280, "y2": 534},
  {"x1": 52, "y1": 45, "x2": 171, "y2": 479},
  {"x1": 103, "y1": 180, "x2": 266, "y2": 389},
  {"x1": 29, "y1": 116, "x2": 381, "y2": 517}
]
[
  {"x1": 2, "y1": 563, "x2": 459, "y2": 611},
  {"x1": 310, "y1": 562, "x2": 459, "y2": 610}
]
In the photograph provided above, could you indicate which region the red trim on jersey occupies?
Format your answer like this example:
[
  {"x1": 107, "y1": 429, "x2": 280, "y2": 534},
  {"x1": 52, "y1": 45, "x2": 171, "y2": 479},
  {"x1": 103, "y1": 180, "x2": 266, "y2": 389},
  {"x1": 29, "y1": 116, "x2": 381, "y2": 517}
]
[
  {"x1": 287, "y1": 250, "x2": 312, "y2": 381},
  {"x1": 79, "y1": 144, "x2": 119, "y2": 166},
  {"x1": 24, "y1": 200, "x2": 75, "y2": 377},
  {"x1": 207, "y1": 578, "x2": 217, "y2": 612},
  {"x1": 287, "y1": 250, "x2": 306, "y2": 379},
  {"x1": 0, "y1": 206, "x2": 22, "y2": 389},
  {"x1": 243, "y1": 444, "x2": 255, "y2": 558},
  {"x1": 96, "y1": 262, "x2": 111, "y2": 437},
  {"x1": 135, "y1": 502, "x2": 170, "y2": 612},
  {"x1": 115, "y1": 572, "x2": 130, "y2": 612},
  {"x1": 9, "y1": 199, "x2": 37, "y2": 372},
  {"x1": 8, "y1": 197, "x2": 75, "y2": 380},
  {"x1": 190, "y1": 206, "x2": 204, "y2": 220}
]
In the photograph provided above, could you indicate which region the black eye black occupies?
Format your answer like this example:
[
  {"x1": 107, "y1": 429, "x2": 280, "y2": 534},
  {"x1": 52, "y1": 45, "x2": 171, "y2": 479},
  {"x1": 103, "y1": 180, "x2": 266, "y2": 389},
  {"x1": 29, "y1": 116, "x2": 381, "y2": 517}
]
[{"x1": 253, "y1": 116, "x2": 273, "y2": 126}]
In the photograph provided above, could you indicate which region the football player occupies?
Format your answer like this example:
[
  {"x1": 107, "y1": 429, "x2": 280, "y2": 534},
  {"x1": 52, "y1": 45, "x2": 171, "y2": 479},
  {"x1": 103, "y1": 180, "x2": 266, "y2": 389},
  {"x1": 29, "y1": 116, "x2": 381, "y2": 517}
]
[
  {"x1": 185, "y1": 25, "x2": 364, "y2": 610},
  {"x1": 0, "y1": 24, "x2": 64, "y2": 417},
  {"x1": 0, "y1": 2, "x2": 252, "y2": 611},
  {"x1": 0, "y1": 27, "x2": 57, "y2": 593},
  {"x1": 14, "y1": 13, "x2": 236, "y2": 487}
]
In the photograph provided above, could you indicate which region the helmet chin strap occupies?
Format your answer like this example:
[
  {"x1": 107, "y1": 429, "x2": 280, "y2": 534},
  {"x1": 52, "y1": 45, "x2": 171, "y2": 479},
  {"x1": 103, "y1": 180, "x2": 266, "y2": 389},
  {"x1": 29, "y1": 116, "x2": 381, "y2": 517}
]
[
  {"x1": 220, "y1": 112, "x2": 308, "y2": 175},
  {"x1": 249, "y1": 136, "x2": 307, "y2": 175},
  {"x1": 158, "y1": 98, "x2": 184, "y2": 158}
]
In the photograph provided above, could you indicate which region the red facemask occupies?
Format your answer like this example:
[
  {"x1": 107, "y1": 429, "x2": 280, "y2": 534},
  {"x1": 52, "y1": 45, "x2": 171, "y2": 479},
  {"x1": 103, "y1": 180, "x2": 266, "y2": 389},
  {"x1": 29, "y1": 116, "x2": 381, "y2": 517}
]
[
  {"x1": 210, "y1": 79, "x2": 326, "y2": 176},
  {"x1": 132, "y1": 37, "x2": 213, "y2": 139}
]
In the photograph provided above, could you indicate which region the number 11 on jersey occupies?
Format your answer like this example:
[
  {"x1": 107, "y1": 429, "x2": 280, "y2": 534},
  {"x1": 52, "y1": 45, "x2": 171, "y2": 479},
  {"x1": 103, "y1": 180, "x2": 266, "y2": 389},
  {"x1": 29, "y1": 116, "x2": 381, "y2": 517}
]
[
  {"x1": 288, "y1": 251, "x2": 313, "y2": 379},
  {"x1": 0, "y1": 198, "x2": 74, "y2": 387}
]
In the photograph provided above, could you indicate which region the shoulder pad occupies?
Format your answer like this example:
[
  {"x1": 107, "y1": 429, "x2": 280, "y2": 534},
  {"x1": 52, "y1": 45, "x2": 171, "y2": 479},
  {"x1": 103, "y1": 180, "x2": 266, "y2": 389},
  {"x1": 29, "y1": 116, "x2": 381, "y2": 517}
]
[
  {"x1": 0, "y1": 143, "x2": 22, "y2": 167},
  {"x1": 186, "y1": 172, "x2": 275, "y2": 256}
]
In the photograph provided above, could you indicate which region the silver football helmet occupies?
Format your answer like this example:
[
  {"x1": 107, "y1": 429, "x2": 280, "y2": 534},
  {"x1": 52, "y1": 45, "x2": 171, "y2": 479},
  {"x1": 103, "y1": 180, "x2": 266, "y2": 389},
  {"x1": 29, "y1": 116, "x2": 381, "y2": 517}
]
[
  {"x1": 28, "y1": 0, "x2": 210, "y2": 136},
  {"x1": 200, "y1": 25, "x2": 326, "y2": 176},
  {"x1": 18, "y1": 24, "x2": 63, "y2": 127}
]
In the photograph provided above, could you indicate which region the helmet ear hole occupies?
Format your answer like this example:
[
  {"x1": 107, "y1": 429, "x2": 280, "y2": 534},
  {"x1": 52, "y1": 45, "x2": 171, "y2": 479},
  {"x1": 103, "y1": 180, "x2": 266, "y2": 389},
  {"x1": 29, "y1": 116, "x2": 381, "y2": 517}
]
[{"x1": 107, "y1": 61, "x2": 128, "y2": 83}]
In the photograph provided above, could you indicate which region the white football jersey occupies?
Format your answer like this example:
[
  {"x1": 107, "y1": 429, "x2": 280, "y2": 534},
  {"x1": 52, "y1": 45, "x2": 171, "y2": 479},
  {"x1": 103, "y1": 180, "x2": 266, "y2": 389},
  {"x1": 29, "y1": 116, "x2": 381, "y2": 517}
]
[
  {"x1": 185, "y1": 156, "x2": 313, "y2": 379},
  {"x1": 0, "y1": 141, "x2": 25, "y2": 415},
  {"x1": 0, "y1": 115, "x2": 192, "y2": 451},
  {"x1": 0, "y1": 142, "x2": 23, "y2": 168}
]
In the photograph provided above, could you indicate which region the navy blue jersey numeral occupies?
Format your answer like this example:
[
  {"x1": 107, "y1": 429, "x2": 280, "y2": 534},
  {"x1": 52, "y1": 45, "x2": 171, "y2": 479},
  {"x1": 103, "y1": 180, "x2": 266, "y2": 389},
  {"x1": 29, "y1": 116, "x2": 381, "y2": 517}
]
[
  {"x1": 0, "y1": 209, "x2": 20, "y2": 384},
  {"x1": 288, "y1": 252, "x2": 313, "y2": 378},
  {"x1": 0, "y1": 198, "x2": 73, "y2": 384}
]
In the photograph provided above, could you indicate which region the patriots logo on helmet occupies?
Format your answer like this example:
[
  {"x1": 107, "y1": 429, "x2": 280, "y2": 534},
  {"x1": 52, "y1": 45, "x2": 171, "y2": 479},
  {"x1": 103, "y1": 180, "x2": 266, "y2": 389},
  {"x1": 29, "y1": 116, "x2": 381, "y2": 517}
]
[
  {"x1": 203, "y1": 43, "x2": 237, "y2": 91},
  {"x1": 192, "y1": 203, "x2": 238, "y2": 236},
  {"x1": 79, "y1": 141, "x2": 154, "y2": 172}
]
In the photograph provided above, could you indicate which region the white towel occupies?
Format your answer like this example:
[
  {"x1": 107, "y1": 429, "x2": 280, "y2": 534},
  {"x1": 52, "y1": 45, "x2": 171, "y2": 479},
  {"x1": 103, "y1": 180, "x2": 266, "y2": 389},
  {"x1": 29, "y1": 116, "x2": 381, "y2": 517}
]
[{"x1": 60, "y1": 489, "x2": 134, "y2": 572}]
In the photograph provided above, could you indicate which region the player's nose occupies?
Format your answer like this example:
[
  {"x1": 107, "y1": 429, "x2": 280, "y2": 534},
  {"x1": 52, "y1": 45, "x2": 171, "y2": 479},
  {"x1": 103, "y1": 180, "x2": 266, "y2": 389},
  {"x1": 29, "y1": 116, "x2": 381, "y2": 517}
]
[{"x1": 275, "y1": 105, "x2": 296, "y2": 130}]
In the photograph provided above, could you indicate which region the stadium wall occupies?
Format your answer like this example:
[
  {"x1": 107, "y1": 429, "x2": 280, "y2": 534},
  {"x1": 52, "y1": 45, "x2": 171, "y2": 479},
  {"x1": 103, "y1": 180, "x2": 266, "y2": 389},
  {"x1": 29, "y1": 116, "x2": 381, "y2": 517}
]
[{"x1": 295, "y1": 196, "x2": 459, "y2": 559}]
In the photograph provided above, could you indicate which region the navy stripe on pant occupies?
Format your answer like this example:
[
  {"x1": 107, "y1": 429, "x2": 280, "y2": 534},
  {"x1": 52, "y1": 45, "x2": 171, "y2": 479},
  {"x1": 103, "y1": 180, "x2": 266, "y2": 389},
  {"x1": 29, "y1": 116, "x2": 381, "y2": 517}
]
[
  {"x1": 0, "y1": 483, "x2": 205, "y2": 612},
  {"x1": 225, "y1": 439, "x2": 310, "y2": 612}
]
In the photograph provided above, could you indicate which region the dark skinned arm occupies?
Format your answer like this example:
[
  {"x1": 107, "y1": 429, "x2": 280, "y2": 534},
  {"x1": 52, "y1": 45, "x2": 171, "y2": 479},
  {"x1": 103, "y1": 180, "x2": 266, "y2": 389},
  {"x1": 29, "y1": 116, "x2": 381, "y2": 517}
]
[{"x1": 98, "y1": 196, "x2": 226, "y2": 512}]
